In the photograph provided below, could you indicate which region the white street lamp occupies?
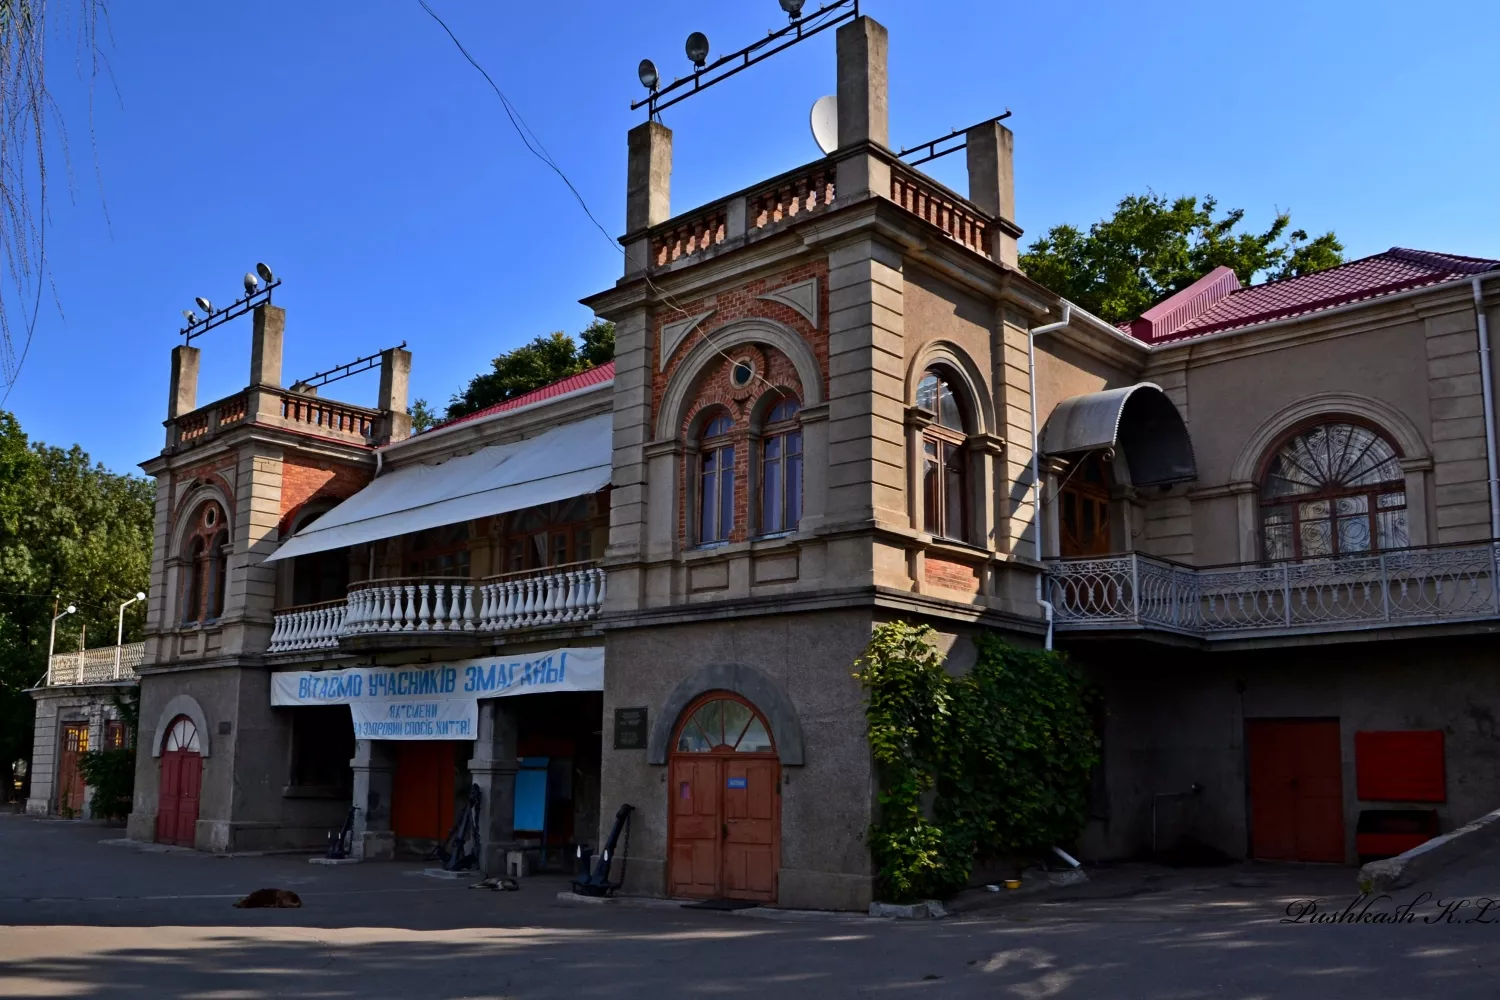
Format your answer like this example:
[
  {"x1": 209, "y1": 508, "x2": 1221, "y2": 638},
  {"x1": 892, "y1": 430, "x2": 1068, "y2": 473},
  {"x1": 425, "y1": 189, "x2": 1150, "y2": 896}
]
[
  {"x1": 115, "y1": 592, "x2": 146, "y2": 679},
  {"x1": 47, "y1": 604, "x2": 77, "y2": 686}
]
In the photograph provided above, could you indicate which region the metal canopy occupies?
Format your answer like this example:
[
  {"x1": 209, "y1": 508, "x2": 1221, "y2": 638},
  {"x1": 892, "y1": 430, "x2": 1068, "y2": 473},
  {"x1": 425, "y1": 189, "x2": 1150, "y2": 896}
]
[{"x1": 1040, "y1": 383, "x2": 1197, "y2": 486}]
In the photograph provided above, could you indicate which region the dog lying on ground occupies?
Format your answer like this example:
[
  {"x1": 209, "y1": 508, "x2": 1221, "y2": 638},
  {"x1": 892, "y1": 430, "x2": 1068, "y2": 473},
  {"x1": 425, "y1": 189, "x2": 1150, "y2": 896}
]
[{"x1": 233, "y1": 888, "x2": 303, "y2": 908}]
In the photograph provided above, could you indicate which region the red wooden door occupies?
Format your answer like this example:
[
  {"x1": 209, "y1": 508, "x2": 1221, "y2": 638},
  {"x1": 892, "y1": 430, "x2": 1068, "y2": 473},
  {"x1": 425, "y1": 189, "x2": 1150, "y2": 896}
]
[
  {"x1": 667, "y1": 694, "x2": 781, "y2": 902},
  {"x1": 722, "y1": 757, "x2": 779, "y2": 901},
  {"x1": 57, "y1": 723, "x2": 89, "y2": 814},
  {"x1": 669, "y1": 757, "x2": 721, "y2": 898},
  {"x1": 1248, "y1": 719, "x2": 1345, "y2": 862},
  {"x1": 156, "y1": 716, "x2": 202, "y2": 847},
  {"x1": 392, "y1": 741, "x2": 457, "y2": 841}
]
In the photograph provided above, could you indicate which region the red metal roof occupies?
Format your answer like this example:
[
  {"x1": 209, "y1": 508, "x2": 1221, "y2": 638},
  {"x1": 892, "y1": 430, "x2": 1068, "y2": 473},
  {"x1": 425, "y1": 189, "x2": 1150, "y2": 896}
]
[
  {"x1": 1131, "y1": 248, "x2": 1500, "y2": 344},
  {"x1": 429, "y1": 361, "x2": 615, "y2": 432}
]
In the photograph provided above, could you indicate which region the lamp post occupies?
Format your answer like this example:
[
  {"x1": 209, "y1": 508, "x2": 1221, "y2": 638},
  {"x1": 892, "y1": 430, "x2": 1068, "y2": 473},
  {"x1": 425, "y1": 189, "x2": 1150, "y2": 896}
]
[
  {"x1": 46, "y1": 604, "x2": 77, "y2": 687},
  {"x1": 115, "y1": 592, "x2": 146, "y2": 679}
]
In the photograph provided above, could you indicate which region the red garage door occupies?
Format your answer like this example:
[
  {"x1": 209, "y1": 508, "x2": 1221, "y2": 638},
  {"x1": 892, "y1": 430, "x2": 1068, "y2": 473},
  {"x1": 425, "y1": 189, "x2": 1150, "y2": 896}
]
[{"x1": 1247, "y1": 719, "x2": 1345, "y2": 863}]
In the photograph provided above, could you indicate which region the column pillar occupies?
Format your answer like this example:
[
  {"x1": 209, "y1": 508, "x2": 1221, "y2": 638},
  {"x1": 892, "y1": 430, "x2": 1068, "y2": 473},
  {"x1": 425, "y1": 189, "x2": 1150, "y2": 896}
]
[
  {"x1": 624, "y1": 121, "x2": 672, "y2": 275},
  {"x1": 965, "y1": 120, "x2": 1018, "y2": 266},
  {"x1": 250, "y1": 304, "x2": 285, "y2": 387},
  {"x1": 834, "y1": 16, "x2": 891, "y2": 203},
  {"x1": 468, "y1": 699, "x2": 519, "y2": 875},
  {"x1": 377, "y1": 346, "x2": 413, "y2": 445},
  {"x1": 350, "y1": 739, "x2": 396, "y2": 860}
]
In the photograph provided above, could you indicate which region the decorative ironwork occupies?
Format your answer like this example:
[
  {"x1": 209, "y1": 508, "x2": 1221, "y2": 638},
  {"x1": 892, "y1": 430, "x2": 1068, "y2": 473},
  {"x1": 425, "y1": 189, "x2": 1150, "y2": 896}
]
[
  {"x1": 896, "y1": 110, "x2": 1012, "y2": 167},
  {"x1": 1260, "y1": 421, "x2": 1408, "y2": 560},
  {"x1": 1047, "y1": 542, "x2": 1500, "y2": 639}
]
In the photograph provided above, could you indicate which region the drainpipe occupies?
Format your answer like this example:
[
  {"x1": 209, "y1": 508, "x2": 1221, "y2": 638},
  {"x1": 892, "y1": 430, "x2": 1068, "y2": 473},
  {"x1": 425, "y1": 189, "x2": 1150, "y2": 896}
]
[
  {"x1": 1474, "y1": 277, "x2": 1500, "y2": 539},
  {"x1": 1027, "y1": 303, "x2": 1073, "y2": 650}
]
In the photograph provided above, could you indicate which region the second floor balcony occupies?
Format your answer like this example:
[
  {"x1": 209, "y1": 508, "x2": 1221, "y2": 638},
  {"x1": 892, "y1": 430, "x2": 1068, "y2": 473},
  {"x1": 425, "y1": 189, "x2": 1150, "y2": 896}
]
[
  {"x1": 268, "y1": 562, "x2": 605, "y2": 655},
  {"x1": 46, "y1": 642, "x2": 146, "y2": 686},
  {"x1": 1046, "y1": 540, "x2": 1500, "y2": 643}
]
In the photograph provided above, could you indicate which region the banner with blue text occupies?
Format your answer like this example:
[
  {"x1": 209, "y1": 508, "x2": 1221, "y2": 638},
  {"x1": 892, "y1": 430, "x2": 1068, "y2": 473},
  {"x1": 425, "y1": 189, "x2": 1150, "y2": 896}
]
[{"x1": 269, "y1": 647, "x2": 603, "y2": 740}]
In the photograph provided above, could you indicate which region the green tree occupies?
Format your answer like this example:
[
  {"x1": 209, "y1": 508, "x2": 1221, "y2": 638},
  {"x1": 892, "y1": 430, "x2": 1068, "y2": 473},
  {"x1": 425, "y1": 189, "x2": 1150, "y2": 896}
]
[
  {"x1": 0, "y1": 410, "x2": 154, "y2": 790},
  {"x1": 1021, "y1": 192, "x2": 1345, "y2": 325},
  {"x1": 407, "y1": 398, "x2": 437, "y2": 434},
  {"x1": 446, "y1": 320, "x2": 614, "y2": 420}
]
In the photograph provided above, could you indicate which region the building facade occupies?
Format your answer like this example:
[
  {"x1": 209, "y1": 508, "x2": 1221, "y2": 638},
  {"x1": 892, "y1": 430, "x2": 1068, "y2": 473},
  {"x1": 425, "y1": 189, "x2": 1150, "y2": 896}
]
[{"x1": 30, "y1": 12, "x2": 1500, "y2": 913}]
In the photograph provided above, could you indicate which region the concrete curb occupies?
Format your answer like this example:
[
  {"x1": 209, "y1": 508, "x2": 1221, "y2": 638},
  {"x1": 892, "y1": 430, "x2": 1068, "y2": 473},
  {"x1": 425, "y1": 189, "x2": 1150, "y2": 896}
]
[
  {"x1": 554, "y1": 891, "x2": 880, "y2": 922},
  {"x1": 1358, "y1": 805, "x2": 1500, "y2": 893}
]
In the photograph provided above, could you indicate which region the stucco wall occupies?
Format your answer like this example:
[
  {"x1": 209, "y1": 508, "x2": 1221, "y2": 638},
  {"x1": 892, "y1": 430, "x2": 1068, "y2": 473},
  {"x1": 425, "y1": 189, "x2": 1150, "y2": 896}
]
[
  {"x1": 1075, "y1": 635, "x2": 1500, "y2": 864},
  {"x1": 600, "y1": 609, "x2": 877, "y2": 910}
]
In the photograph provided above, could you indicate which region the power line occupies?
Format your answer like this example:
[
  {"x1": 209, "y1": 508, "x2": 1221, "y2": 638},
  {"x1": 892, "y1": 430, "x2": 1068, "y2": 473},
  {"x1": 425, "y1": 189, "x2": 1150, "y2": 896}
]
[{"x1": 417, "y1": 1, "x2": 791, "y2": 401}]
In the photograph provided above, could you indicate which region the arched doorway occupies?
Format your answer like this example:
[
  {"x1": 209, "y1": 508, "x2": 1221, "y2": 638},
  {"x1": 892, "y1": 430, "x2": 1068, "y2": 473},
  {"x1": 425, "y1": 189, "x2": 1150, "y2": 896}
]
[
  {"x1": 668, "y1": 693, "x2": 780, "y2": 902},
  {"x1": 156, "y1": 716, "x2": 203, "y2": 847}
]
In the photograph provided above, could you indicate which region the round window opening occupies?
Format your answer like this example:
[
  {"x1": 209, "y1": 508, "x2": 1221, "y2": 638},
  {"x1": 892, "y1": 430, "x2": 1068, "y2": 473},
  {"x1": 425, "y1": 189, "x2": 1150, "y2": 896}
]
[
  {"x1": 204, "y1": 507, "x2": 218, "y2": 527},
  {"x1": 730, "y1": 360, "x2": 755, "y2": 389}
]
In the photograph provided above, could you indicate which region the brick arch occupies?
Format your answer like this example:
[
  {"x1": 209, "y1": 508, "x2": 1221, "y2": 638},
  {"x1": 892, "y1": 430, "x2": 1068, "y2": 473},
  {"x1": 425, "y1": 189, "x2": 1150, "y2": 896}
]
[
  {"x1": 171, "y1": 483, "x2": 233, "y2": 556},
  {"x1": 657, "y1": 317, "x2": 821, "y2": 441}
]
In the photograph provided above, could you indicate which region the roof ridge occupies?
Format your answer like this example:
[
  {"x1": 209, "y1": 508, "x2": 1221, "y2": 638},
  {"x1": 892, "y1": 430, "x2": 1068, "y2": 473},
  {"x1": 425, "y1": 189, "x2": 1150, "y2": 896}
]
[{"x1": 428, "y1": 361, "x2": 616, "y2": 433}]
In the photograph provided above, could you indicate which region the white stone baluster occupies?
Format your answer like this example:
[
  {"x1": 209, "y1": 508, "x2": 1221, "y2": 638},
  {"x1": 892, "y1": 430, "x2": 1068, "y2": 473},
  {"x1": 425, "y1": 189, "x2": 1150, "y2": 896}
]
[
  {"x1": 269, "y1": 613, "x2": 288, "y2": 651},
  {"x1": 594, "y1": 568, "x2": 606, "y2": 611},
  {"x1": 522, "y1": 577, "x2": 539, "y2": 626},
  {"x1": 462, "y1": 584, "x2": 477, "y2": 631},
  {"x1": 416, "y1": 583, "x2": 433, "y2": 631},
  {"x1": 291, "y1": 610, "x2": 309, "y2": 650},
  {"x1": 402, "y1": 584, "x2": 417, "y2": 631},
  {"x1": 346, "y1": 591, "x2": 363, "y2": 633},
  {"x1": 494, "y1": 581, "x2": 511, "y2": 630},
  {"x1": 478, "y1": 583, "x2": 495, "y2": 630},
  {"x1": 375, "y1": 585, "x2": 392, "y2": 632},
  {"x1": 562, "y1": 569, "x2": 581, "y2": 621},
  {"x1": 431, "y1": 583, "x2": 447, "y2": 631}
]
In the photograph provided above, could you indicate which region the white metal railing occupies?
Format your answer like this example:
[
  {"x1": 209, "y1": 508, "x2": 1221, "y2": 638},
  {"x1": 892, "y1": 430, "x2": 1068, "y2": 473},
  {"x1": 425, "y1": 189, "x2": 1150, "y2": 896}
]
[
  {"x1": 48, "y1": 642, "x2": 146, "y2": 685},
  {"x1": 1047, "y1": 542, "x2": 1500, "y2": 639},
  {"x1": 267, "y1": 565, "x2": 606, "y2": 654}
]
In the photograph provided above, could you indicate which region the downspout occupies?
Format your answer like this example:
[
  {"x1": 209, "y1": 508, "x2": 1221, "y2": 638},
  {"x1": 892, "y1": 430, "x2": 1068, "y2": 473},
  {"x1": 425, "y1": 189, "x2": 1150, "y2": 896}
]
[
  {"x1": 1474, "y1": 276, "x2": 1500, "y2": 539},
  {"x1": 1027, "y1": 303, "x2": 1073, "y2": 650}
]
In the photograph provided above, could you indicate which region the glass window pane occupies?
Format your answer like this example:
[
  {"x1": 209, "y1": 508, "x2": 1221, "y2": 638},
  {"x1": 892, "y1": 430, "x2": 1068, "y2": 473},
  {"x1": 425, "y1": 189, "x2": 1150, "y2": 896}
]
[
  {"x1": 787, "y1": 430, "x2": 802, "y2": 458},
  {"x1": 1337, "y1": 515, "x2": 1372, "y2": 553},
  {"x1": 721, "y1": 701, "x2": 753, "y2": 748},
  {"x1": 1298, "y1": 500, "x2": 1332, "y2": 556},
  {"x1": 763, "y1": 437, "x2": 780, "y2": 461},
  {"x1": 1378, "y1": 492, "x2": 1405, "y2": 509},
  {"x1": 1377, "y1": 508, "x2": 1410, "y2": 549},
  {"x1": 923, "y1": 440, "x2": 940, "y2": 534},
  {"x1": 720, "y1": 450, "x2": 736, "y2": 541},
  {"x1": 1263, "y1": 511, "x2": 1294, "y2": 561},
  {"x1": 736, "y1": 717, "x2": 774, "y2": 753},
  {"x1": 700, "y1": 468, "x2": 717, "y2": 542},
  {"x1": 916, "y1": 374, "x2": 939, "y2": 413},
  {"x1": 762, "y1": 451, "x2": 782, "y2": 532},
  {"x1": 676, "y1": 720, "x2": 712, "y2": 753},
  {"x1": 691, "y1": 701, "x2": 724, "y2": 747},
  {"x1": 944, "y1": 443, "x2": 965, "y2": 540}
]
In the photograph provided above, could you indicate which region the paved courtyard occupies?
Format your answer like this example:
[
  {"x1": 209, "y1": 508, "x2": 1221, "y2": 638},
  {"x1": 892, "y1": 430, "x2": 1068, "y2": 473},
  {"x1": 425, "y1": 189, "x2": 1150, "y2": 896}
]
[{"x1": 3, "y1": 812, "x2": 1499, "y2": 998}]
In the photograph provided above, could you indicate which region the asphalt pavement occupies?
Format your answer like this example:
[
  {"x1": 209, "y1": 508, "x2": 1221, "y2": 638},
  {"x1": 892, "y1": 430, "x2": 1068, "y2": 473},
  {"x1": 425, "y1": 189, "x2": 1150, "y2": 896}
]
[{"x1": 3, "y1": 811, "x2": 1498, "y2": 998}]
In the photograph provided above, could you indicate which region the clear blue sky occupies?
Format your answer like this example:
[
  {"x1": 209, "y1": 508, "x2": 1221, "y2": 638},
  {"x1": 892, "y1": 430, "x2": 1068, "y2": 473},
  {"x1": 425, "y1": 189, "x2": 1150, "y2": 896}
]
[{"x1": 9, "y1": 0, "x2": 1499, "y2": 475}]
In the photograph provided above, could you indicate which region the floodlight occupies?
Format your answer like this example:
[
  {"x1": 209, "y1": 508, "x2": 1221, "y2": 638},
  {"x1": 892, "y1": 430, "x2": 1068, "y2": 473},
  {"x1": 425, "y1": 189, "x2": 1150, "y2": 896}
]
[
  {"x1": 195, "y1": 296, "x2": 213, "y2": 314},
  {"x1": 780, "y1": 0, "x2": 806, "y2": 18},
  {"x1": 685, "y1": 31, "x2": 709, "y2": 69},
  {"x1": 638, "y1": 58, "x2": 659, "y2": 91},
  {"x1": 182, "y1": 309, "x2": 198, "y2": 325},
  {"x1": 244, "y1": 272, "x2": 259, "y2": 296},
  {"x1": 255, "y1": 262, "x2": 275, "y2": 283}
]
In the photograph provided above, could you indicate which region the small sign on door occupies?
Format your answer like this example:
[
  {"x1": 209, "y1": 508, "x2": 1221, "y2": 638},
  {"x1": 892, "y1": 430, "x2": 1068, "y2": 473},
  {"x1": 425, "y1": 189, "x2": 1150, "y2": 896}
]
[{"x1": 727, "y1": 776, "x2": 747, "y2": 789}]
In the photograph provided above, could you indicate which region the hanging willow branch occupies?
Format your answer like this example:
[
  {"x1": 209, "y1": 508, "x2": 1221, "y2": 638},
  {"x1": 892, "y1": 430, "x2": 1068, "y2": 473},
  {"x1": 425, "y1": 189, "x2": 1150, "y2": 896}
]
[{"x1": 0, "y1": 0, "x2": 109, "y2": 397}]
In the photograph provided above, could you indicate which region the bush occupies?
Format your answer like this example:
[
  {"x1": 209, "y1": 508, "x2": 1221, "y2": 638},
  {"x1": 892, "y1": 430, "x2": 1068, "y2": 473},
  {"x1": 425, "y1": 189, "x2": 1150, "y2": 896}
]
[
  {"x1": 76, "y1": 746, "x2": 135, "y2": 820},
  {"x1": 855, "y1": 623, "x2": 1100, "y2": 902}
]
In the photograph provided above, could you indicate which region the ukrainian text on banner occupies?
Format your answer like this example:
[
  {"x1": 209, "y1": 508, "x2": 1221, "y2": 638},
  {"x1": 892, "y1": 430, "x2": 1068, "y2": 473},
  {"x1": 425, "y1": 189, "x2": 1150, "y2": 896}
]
[{"x1": 269, "y1": 647, "x2": 604, "y2": 740}]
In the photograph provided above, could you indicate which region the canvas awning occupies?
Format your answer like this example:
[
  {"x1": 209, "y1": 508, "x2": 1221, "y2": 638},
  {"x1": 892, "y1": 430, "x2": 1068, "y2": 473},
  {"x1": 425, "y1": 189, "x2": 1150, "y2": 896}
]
[
  {"x1": 1039, "y1": 383, "x2": 1196, "y2": 486},
  {"x1": 265, "y1": 413, "x2": 612, "y2": 563}
]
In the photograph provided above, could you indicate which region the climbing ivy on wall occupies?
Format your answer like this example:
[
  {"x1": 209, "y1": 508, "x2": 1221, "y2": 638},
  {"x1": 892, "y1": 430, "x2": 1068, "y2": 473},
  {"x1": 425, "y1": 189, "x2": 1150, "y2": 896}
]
[{"x1": 855, "y1": 622, "x2": 1100, "y2": 902}]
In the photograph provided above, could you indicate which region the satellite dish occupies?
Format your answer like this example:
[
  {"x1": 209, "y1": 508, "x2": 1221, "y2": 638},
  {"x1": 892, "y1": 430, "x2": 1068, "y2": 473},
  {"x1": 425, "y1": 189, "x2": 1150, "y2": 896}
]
[{"x1": 810, "y1": 95, "x2": 838, "y2": 155}]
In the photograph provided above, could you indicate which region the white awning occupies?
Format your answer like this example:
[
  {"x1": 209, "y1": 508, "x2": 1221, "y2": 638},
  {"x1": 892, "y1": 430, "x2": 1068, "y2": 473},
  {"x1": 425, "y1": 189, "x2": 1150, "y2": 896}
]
[{"x1": 265, "y1": 413, "x2": 612, "y2": 563}]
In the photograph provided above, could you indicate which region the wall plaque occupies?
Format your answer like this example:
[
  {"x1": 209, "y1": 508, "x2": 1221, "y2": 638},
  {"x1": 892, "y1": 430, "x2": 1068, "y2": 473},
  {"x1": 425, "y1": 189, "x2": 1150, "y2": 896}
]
[{"x1": 614, "y1": 707, "x2": 648, "y2": 750}]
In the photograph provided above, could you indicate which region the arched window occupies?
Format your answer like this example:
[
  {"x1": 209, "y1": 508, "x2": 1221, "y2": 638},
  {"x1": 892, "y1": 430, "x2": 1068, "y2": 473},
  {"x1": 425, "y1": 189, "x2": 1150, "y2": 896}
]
[
  {"x1": 674, "y1": 694, "x2": 776, "y2": 754},
  {"x1": 180, "y1": 502, "x2": 227, "y2": 624},
  {"x1": 759, "y1": 397, "x2": 803, "y2": 535},
  {"x1": 1259, "y1": 420, "x2": 1408, "y2": 560},
  {"x1": 916, "y1": 370, "x2": 969, "y2": 541},
  {"x1": 698, "y1": 411, "x2": 736, "y2": 544},
  {"x1": 163, "y1": 715, "x2": 202, "y2": 753}
]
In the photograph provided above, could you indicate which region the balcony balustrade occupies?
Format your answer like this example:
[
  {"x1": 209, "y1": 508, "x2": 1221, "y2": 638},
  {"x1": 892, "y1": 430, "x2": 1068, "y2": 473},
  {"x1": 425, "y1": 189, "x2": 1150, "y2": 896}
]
[
  {"x1": 1046, "y1": 541, "x2": 1500, "y2": 640},
  {"x1": 268, "y1": 563, "x2": 606, "y2": 654},
  {"x1": 47, "y1": 642, "x2": 145, "y2": 685}
]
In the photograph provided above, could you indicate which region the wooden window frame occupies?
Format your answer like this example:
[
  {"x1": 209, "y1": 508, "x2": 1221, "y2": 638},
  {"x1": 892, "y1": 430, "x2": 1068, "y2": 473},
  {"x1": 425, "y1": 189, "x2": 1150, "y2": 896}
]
[
  {"x1": 697, "y1": 411, "x2": 737, "y2": 545},
  {"x1": 758, "y1": 398, "x2": 803, "y2": 536}
]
